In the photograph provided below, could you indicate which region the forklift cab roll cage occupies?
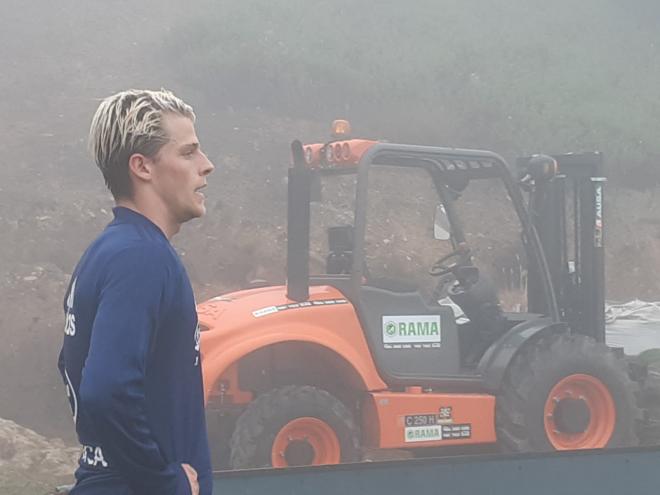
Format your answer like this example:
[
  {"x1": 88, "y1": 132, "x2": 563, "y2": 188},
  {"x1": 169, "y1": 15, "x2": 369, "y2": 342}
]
[{"x1": 286, "y1": 139, "x2": 607, "y2": 351}]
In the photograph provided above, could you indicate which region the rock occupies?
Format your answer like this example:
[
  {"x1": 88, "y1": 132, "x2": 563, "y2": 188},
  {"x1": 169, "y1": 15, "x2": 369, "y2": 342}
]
[{"x1": 0, "y1": 417, "x2": 78, "y2": 482}]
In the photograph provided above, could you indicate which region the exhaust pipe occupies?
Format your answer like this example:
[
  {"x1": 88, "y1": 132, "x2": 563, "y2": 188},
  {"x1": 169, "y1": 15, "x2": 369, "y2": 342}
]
[{"x1": 286, "y1": 140, "x2": 311, "y2": 302}]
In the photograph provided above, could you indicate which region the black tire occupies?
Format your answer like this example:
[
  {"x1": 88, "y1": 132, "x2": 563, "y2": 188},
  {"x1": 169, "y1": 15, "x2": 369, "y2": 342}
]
[
  {"x1": 638, "y1": 363, "x2": 660, "y2": 445},
  {"x1": 230, "y1": 385, "x2": 360, "y2": 469},
  {"x1": 496, "y1": 333, "x2": 640, "y2": 451}
]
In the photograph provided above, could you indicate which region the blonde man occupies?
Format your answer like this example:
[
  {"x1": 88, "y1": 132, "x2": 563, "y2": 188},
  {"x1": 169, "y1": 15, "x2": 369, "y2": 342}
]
[{"x1": 58, "y1": 89, "x2": 215, "y2": 495}]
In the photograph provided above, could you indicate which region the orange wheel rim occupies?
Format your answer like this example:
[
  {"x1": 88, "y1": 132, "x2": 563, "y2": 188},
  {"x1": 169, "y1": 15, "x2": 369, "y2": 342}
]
[
  {"x1": 271, "y1": 417, "x2": 341, "y2": 467},
  {"x1": 544, "y1": 374, "x2": 616, "y2": 450}
]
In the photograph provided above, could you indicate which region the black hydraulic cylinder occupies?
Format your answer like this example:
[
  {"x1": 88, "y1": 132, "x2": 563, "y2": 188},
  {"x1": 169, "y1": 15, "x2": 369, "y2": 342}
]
[
  {"x1": 286, "y1": 141, "x2": 311, "y2": 302},
  {"x1": 527, "y1": 176, "x2": 566, "y2": 316}
]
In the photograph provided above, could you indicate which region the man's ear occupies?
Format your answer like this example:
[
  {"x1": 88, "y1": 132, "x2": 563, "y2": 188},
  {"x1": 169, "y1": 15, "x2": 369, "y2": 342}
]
[{"x1": 127, "y1": 153, "x2": 153, "y2": 183}]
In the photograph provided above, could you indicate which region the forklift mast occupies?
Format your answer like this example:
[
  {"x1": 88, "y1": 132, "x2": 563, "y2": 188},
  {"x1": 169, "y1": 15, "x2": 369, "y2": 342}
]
[{"x1": 518, "y1": 152, "x2": 606, "y2": 343}]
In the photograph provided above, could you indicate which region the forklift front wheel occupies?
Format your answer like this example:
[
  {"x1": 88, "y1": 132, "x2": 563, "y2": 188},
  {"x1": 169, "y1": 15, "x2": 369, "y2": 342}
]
[
  {"x1": 496, "y1": 333, "x2": 639, "y2": 452},
  {"x1": 543, "y1": 373, "x2": 616, "y2": 449}
]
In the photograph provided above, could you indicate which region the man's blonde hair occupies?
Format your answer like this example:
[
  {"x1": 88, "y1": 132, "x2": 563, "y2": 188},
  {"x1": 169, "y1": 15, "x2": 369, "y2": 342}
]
[{"x1": 89, "y1": 88, "x2": 196, "y2": 199}]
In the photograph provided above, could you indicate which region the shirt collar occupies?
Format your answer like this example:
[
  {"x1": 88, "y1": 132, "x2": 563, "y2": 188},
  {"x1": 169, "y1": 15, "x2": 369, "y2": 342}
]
[{"x1": 112, "y1": 206, "x2": 168, "y2": 240}]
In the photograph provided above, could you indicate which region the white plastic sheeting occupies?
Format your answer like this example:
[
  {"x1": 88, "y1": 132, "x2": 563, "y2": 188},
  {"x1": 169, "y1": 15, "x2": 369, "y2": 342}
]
[
  {"x1": 441, "y1": 298, "x2": 660, "y2": 356},
  {"x1": 606, "y1": 300, "x2": 660, "y2": 356}
]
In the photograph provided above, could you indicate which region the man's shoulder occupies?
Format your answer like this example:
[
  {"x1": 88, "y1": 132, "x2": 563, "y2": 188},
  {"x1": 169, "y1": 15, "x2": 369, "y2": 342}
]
[{"x1": 86, "y1": 225, "x2": 178, "y2": 272}]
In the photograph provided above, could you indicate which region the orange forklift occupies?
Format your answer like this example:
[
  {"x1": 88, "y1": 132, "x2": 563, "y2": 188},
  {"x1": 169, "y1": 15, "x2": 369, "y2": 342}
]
[{"x1": 198, "y1": 122, "x2": 640, "y2": 469}]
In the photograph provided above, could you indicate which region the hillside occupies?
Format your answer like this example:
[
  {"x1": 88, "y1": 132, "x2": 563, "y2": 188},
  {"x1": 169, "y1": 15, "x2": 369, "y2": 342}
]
[{"x1": 1, "y1": 0, "x2": 660, "y2": 448}]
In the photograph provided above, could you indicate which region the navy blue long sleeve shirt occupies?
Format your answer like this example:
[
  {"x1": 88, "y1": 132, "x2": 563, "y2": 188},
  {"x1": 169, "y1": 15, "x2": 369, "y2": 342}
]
[{"x1": 58, "y1": 207, "x2": 211, "y2": 495}]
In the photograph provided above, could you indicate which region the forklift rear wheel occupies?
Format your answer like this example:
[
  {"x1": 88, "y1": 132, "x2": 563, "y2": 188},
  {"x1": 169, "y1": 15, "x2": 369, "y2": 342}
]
[
  {"x1": 496, "y1": 333, "x2": 639, "y2": 451},
  {"x1": 230, "y1": 385, "x2": 360, "y2": 469}
]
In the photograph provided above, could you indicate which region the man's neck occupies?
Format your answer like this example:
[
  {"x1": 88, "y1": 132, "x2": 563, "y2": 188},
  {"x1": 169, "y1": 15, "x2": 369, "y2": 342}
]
[{"x1": 115, "y1": 198, "x2": 180, "y2": 239}]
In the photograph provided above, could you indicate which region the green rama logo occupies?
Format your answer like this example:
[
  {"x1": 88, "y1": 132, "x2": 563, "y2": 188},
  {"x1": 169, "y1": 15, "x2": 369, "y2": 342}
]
[
  {"x1": 382, "y1": 315, "x2": 442, "y2": 344},
  {"x1": 396, "y1": 321, "x2": 439, "y2": 337},
  {"x1": 405, "y1": 426, "x2": 442, "y2": 443}
]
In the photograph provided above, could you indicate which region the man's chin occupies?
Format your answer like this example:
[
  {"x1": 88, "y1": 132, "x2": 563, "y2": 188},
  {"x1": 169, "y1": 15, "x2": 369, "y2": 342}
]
[
  {"x1": 191, "y1": 205, "x2": 206, "y2": 219},
  {"x1": 178, "y1": 206, "x2": 206, "y2": 224}
]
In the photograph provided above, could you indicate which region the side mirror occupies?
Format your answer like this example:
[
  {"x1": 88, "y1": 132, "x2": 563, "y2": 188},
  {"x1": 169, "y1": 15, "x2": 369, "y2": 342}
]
[{"x1": 434, "y1": 204, "x2": 451, "y2": 240}]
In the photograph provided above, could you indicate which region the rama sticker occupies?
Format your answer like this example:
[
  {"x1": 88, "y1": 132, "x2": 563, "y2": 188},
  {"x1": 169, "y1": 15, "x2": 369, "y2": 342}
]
[
  {"x1": 382, "y1": 315, "x2": 441, "y2": 348},
  {"x1": 404, "y1": 423, "x2": 472, "y2": 443},
  {"x1": 404, "y1": 425, "x2": 443, "y2": 443}
]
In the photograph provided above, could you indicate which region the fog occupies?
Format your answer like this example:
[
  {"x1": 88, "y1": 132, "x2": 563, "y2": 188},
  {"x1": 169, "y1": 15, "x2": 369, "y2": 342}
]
[{"x1": 1, "y1": 0, "x2": 660, "y2": 490}]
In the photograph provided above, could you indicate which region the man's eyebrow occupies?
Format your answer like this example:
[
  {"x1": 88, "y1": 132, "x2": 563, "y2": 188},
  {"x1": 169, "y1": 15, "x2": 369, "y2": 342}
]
[{"x1": 179, "y1": 142, "x2": 200, "y2": 152}]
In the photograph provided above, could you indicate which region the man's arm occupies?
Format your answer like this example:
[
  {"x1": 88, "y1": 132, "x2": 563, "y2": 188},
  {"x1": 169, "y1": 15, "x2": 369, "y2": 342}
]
[{"x1": 78, "y1": 245, "x2": 192, "y2": 495}]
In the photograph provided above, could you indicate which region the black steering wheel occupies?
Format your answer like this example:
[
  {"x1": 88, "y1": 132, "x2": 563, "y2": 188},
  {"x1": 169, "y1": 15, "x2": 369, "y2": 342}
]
[{"x1": 429, "y1": 249, "x2": 467, "y2": 277}]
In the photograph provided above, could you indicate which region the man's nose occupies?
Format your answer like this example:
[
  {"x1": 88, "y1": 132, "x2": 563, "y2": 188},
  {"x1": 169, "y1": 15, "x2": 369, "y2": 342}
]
[{"x1": 201, "y1": 153, "x2": 215, "y2": 176}]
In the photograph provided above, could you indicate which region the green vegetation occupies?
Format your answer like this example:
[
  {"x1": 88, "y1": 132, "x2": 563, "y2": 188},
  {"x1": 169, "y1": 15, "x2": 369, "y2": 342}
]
[
  {"x1": 638, "y1": 348, "x2": 660, "y2": 366},
  {"x1": 164, "y1": 0, "x2": 660, "y2": 185}
]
